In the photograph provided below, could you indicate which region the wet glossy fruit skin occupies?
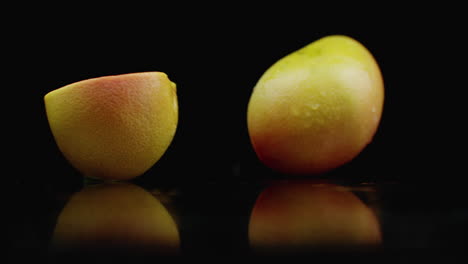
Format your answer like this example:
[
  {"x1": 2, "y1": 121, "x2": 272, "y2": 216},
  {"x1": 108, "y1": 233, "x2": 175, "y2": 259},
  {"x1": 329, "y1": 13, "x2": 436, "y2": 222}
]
[
  {"x1": 51, "y1": 183, "x2": 180, "y2": 255},
  {"x1": 44, "y1": 72, "x2": 178, "y2": 180},
  {"x1": 247, "y1": 35, "x2": 384, "y2": 175},
  {"x1": 248, "y1": 181, "x2": 382, "y2": 254}
]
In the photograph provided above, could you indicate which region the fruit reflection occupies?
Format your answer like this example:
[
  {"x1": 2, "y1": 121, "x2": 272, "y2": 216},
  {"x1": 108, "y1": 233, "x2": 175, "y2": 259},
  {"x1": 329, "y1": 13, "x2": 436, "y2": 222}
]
[
  {"x1": 249, "y1": 181, "x2": 381, "y2": 254},
  {"x1": 51, "y1": 182, "x2": 180, "y2": 256}
]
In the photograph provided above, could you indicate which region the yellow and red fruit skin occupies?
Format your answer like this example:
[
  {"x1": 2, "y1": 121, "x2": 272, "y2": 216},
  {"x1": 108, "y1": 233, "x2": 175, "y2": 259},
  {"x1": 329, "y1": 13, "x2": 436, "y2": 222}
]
[{"x1": 45, "y1": 72, "x2": 178, "y2": 180}]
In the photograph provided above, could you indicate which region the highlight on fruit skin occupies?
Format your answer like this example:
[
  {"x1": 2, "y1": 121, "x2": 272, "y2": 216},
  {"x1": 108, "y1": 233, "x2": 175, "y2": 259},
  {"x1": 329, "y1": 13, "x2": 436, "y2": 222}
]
[
  {"x1": 51, "y1": 183, "x2": 180, "y2": 256},
  {"x1": 248, "y1": 181, "x2": 382, "y2": 255},
  {"x1": 44, "y1": 72, "x2": 178, "y2": 180},
  {"x1": 247, "y1": 35, "x2": 384, "y2": 175}
]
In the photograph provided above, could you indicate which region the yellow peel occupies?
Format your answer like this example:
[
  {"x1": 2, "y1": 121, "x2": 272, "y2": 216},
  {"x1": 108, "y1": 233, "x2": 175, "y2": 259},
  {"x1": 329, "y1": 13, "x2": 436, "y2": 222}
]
[{"x1": 45, "y1": 72, "x2": 178, "y2": 180}]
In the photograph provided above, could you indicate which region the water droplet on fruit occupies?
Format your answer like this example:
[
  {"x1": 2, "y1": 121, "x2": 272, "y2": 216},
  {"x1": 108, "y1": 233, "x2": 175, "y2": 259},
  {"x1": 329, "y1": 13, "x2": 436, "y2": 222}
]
[
  {"x1": 371, "y1": 106, "x2": 376, "y2": 113},
  {"x1": 308, "y1": 103, "x2": 320, "y2": 110},
  {"x1": 291, "y1": 106, "x2": 301, "y2": 116},
  {"x1": 173, "y1": 95, "x2": 178, "y2": 111},
  {"x1": 373, "y1": 115, "x2": 379, "y2": 124}
]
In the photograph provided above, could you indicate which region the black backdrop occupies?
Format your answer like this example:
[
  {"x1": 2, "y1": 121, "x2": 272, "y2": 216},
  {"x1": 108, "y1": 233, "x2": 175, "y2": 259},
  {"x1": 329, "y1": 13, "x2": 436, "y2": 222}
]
[
  {"x1": 7, "y1": 5, "x2": 467, "y2": 258},
  {"x1": 15, "y1": 11, "x2": 456, "y2": 186},
  {"x1": 16, "y1": 11, "x2": 458, "y2": 187}
]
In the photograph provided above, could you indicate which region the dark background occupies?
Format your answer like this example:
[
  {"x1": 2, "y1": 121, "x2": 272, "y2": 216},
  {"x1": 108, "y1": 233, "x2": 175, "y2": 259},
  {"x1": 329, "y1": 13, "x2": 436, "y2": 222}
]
[
  {"x1": 13, "y1": 8, "x2": 460, "y2": 186},
  {"x1": 8, "y1": 5, "x2": 466, "y2": 258}
]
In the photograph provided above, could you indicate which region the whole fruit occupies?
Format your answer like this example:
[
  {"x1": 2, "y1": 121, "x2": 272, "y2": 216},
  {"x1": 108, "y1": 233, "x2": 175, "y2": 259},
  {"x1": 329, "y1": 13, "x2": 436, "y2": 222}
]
[
  {"x1": 247, "y1": 35, "x2": 384, "y2": 175},
  {"x1": 44, "y1": 72, "x2": 178, "y2": 180}
]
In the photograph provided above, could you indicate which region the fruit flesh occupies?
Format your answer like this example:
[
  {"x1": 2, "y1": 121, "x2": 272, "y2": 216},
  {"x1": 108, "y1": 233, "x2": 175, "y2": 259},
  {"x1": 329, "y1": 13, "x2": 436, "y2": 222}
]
[
  {"x1": 45, "y1": 72, "x2": 178, "y2": 180},
  {"x1": 247, "y1": 35, "x2": 384, "y2": 175}
]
